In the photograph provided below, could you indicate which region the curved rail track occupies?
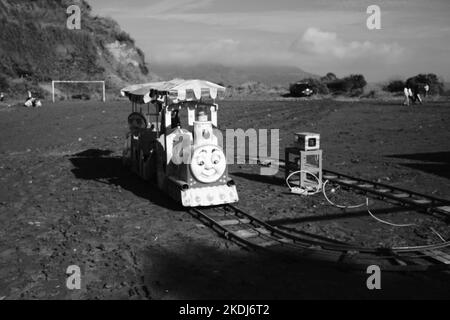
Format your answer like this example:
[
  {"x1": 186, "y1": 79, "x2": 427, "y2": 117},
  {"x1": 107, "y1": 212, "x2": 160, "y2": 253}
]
[
  {"x1": 322, "y1": 169, "x2": 450, "y2": 222},
  {"x1": 187, "y1": 156, "x2": 450, "y2": 271},
  {"x1": 189, "y1": 204, "x2": 450, "y2": 272},
  {"x1": 240, "y1": 155, "x2": 450, "y2": 222}
]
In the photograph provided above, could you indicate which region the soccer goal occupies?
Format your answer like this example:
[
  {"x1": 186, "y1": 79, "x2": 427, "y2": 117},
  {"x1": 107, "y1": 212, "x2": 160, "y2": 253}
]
[{"x1": 52, "y1": 80, "x2": 106, "y2": 102}]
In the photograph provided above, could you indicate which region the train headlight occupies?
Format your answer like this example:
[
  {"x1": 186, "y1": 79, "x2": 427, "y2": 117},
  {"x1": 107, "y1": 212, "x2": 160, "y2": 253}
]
[{"x1": 190, "y1": 145, "x2": 227, "y2": 183}]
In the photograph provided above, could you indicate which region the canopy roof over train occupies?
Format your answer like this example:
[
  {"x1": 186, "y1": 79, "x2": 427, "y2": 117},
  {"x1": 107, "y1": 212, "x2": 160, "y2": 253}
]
[{"x1": 121, "y1": 79, "x2": 226, "y2": 104}]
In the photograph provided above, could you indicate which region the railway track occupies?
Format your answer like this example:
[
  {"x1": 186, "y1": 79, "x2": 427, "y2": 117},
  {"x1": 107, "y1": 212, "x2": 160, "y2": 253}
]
[
  {"x1": 189, "y1": 204, "x2": 450, "y2": 272},
  {"x1": 322, "y1": 169, "x2": 450, "y2": 222},
  {"x1": 262, "y1": 157, "x2": 450, "y2": 222},
  {"x1": 186, "y1": 156, "x2": 450, "y2": 271}
]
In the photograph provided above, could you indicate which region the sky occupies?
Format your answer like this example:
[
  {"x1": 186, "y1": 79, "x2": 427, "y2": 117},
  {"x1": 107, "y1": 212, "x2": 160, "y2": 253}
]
[{"x1": 89, "y1": 0, "x2": 450, "y2": 82}]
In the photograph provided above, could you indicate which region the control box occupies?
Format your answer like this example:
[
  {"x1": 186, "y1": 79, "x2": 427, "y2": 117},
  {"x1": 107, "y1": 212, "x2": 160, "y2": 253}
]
[{"x1": 294, "y1": 132, "x2": 320, "y2": 151}]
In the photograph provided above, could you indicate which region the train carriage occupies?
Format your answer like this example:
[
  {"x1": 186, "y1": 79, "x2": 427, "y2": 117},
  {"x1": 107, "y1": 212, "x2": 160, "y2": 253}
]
[{"x1": 121, "y1": 79, "x2": 239, "y2": 207}]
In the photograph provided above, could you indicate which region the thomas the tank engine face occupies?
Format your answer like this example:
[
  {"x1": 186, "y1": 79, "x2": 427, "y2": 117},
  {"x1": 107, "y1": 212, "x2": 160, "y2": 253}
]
[{"x1": 191, "y1": 145, "x2": 227, "y2": 184}]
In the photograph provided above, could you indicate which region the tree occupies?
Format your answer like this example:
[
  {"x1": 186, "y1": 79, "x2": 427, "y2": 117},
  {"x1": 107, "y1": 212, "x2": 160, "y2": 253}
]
[
  {"x1": 344, "y1": 74, "x2": 367, "y2": 90},
  {"x1": 292, "y1": 78, "x2": 329, "y2": 95},
  {"x1": 0, "y1": 74, "x2": 9, "y2": 91},
  {"x1": 409, "y1": 73, "x2": 444, "y2": 95},
  {"x1": 383, "y1": 80, "x2": 405, "y2": 93},
  {"x1": 320, "y1": 72, "x2": 338, "y2": 83}
]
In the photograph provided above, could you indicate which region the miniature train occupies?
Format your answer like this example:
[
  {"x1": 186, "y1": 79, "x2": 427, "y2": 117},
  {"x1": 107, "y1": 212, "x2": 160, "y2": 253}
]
[{"x1": 121, "y1": 79, "x2": 239, "y2": 207}]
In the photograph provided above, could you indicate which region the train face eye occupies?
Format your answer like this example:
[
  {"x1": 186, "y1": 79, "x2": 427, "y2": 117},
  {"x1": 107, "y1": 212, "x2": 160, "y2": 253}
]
[
  {"x1": 211, "y1": 150, "x2": 221, "y2": 165},
  {"x1": 196, "y1": 150, "x2": 206, "y2": 166}
]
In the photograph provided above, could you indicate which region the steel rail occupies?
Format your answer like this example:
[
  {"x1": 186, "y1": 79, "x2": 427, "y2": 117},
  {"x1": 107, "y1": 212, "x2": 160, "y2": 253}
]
[
  {"x1": 188, "y1": 204, "x2": 450, "y2": 271},
  {"x1": 255, "y1": 157, "x2": 450, "y2": 221},
  {"x1": 321, "y1": 169, "x2": 450, "y2": 221}
]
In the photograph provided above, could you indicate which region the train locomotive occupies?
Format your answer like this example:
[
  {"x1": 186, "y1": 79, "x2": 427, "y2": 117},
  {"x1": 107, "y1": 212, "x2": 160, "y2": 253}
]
[{"x1": 121, "y1": 79, "x2": 239, "y2": 207}]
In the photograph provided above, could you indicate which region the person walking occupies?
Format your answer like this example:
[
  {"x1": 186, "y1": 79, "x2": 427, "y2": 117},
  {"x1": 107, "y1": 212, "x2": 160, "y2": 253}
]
[{"x1": 403, "y1": 87, "x2": 413, "y2": 106}]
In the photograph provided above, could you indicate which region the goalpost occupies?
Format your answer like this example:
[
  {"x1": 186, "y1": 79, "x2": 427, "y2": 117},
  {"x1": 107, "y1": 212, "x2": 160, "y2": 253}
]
[{"x1": 52, "y1": 80, "x2": 106, "y2": 102}]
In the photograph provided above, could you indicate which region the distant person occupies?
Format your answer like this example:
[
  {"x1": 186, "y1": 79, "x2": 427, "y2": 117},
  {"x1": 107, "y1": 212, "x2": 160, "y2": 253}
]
[
  {"x1": 405, "y1": 78, "x2": 429, "y2": 105},
  {"x1": 403, "y1": 87, "x2": 413, "y2": 106},
  {"x1": 0, "y1": 92, "x2": 4, "y2": 102},
  {"x1": 25, "y1": 91, "x2": 33, "y2": 107},
  {"x1": 24, "y1": 91, "x2": 42, "y2": 108},
  {"x1": 34, "y1": 99, "x2": 42, "y2": 108},
  {"x1": 424, "y1": 84, "x2": 430, "y2": 97}
]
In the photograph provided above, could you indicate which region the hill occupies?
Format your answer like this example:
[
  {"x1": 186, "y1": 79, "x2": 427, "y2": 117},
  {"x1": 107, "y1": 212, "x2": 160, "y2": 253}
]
[
  {"x1": 151, "y1": 63, "x2": 318, "y2": 87},
  {"x1": 0, "y1": 0, "x2": 153, "y2": 98}
]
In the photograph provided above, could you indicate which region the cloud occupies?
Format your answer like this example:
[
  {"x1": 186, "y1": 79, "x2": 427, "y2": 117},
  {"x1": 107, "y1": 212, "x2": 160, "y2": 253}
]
[
  {"x1": 151, "y1": 38, "x2": 241, "y2": 64},
  {"x1": 97, "y1": 0, "x2": 216, "y2": 16},
  {"x1": 145, "y1": 10, "x2": 360, "y2": 35},
  {"x1": 91, "y1": 0, "x2": 450, "y2": 81},
  {"x1": 150, "y1": 38, "x2": 298, "y2": 67},
  {"x1": 293, "y1": 27, "x2": 404, "y2": 61},
  {"x1": 140, "y1": 0, "x2": 215, "y2": 14},
  {"x1": 148, "y1": 27, "x2": 407, "y2": 78}
]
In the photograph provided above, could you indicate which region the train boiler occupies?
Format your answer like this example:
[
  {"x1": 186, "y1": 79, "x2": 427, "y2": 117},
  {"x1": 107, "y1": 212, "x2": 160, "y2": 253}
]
[{"x1": 121, "y1": 79, "x2": 239, "y2": 207}]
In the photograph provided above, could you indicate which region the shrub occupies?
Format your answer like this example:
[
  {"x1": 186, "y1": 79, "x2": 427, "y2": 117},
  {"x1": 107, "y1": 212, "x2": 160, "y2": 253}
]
[
  {"x1": 0, "y1": 74, "x2": 9, "y2": 91},
  {"x1": 291, "y1": 73, "x2": 367, "y2": 97},
  {"x1": 324, "y1": 74, "x2": 367, "y2": 95},
  {"x1": 326, "y1": 79, "x2": 350, "y2": 94},
  {"x1": 320, "y1": 72, "x2": 338, "y2": 83},
  {"x1": 408, "y1": 73, "x2": 444, "y2": 95},
  {"x1": 294, "y1": 78, "x2": 329, "y2": 95},
  {"x1": 116, "y1": 31, "x2": 135, "y2": 44},
  {"x1": 383, "y1": 80, "x2": 405, "y2": 93},
  {"x1": 343, "y1": 74, "x2": 367, "y2": 91}
]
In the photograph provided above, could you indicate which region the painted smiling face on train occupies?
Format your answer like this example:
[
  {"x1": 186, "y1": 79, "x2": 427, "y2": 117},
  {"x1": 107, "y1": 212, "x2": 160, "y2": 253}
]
[{"x1": 191, "y1": 145, "x2": 226, "y2": 183}]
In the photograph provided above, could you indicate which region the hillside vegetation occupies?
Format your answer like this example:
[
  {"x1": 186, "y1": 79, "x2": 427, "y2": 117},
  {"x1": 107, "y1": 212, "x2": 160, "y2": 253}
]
[{"x1": 0, "y1": 0, "x2": 152, "y2": 98}]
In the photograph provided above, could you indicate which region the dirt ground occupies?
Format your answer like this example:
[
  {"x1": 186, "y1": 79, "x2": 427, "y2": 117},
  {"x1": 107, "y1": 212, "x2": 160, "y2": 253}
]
[{"x1": 0, "y1": 98, "x2": 449, "y2": 300}]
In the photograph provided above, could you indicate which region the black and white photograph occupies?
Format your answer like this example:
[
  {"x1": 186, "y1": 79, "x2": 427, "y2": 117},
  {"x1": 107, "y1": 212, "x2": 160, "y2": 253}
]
[{"x1": 0, "y1": 0, "x2": 449, "y2": 304}]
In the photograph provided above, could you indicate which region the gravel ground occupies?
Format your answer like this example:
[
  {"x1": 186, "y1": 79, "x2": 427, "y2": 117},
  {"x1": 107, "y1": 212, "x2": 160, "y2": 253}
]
[{"x1": 0, "y1": 99, "x2": 449, "y2": 299}]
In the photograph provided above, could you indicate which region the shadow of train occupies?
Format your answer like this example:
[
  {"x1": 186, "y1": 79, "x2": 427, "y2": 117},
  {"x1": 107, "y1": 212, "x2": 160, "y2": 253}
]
[{"x1": 68, "y1": 148, "x2": 183, "y2": 211}]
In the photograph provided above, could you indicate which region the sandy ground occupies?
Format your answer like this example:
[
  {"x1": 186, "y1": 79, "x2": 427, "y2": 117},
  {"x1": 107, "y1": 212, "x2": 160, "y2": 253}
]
[{"x1": 0, "y1": 98, "x2": 449, "y2": 300}]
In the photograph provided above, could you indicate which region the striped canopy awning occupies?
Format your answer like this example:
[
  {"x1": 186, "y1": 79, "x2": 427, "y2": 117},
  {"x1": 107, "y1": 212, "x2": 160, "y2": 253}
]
[{"x1": 121, "y1": 79, "x2": 226, "y2": 104}]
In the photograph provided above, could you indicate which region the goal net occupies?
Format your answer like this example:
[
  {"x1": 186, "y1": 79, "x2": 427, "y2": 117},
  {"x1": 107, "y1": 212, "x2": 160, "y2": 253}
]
[{"x1": 52, "y1": 80, "x2": 106, "y2": 102}]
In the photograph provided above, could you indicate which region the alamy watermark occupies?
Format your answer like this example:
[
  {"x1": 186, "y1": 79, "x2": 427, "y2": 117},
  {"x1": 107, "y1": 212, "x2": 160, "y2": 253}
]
[
  {"x1": 66, "y1": 5, "x2": 81, "y2": 30},
  {"x1": 366, "y1": 5, "x2": 381, "y2": 30},
  {"x1": 66, "y1": 265, "x2": 81, "y2": 290},
  {"x1": 366, "y1": 265, "x2": 381, "y2": 290},
  {"x1": 171, "y1": 128, "x2": 280, "y2": 176}
]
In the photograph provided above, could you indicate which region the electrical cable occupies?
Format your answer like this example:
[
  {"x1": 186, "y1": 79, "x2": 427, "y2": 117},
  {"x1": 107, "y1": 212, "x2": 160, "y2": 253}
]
[
  {"x1": 286, "y1": 170, "x2": 321, "y2": 196},
  {"x1": 322, "y1": 179, "x2": 366, "y2": 209},
  {"x1": 287, "y1": 169, "x2": 415, "y2": 228},
  {"x1": 366, "y1": 198, "x2": 416, "y2": 227},
  {"x1": 430, "y1": 227, "x2": 446, "y2": 243}
]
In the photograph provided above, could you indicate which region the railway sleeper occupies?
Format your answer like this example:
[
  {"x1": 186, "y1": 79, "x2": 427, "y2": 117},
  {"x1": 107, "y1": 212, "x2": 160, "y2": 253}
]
[
  {"x1": 217, "y1": 218, "x2": 251, "y2": 226},
  {"x1": 234, "y1": 227, "x2": 272, "y2": 239}
]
